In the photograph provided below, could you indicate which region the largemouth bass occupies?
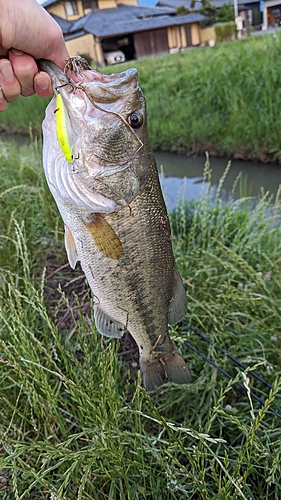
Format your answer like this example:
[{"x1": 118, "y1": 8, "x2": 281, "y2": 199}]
[{"x1": 41, "y1": 56, "x2": 190, "y2": 392}]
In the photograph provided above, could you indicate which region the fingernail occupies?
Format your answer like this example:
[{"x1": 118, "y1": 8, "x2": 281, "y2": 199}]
[
  {"x1": 36, "y1": 76, "x2": 50, "y2": 91},
  {"x1": 0, "y1": 61, "x2": 14, "y2": 82},
  {"x1": 0, "y1": 87, "x2": 4, "y2": 102},
  {"x1": 10, "y1": 49, "x2": 25, "y2": 56}
]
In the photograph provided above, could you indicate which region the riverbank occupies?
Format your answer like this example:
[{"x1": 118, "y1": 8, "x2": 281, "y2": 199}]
[
  {"x1": 1, "y1": 32, "x2": 281, "y2": 163},
  {"x1": 1, "y1": 123, "x2": 277, "y2": 163}
]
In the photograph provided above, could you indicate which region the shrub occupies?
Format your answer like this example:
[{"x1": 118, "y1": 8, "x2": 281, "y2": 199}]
[{"x1": 215, "y1": 22, "x2": 238, "y2": 42}]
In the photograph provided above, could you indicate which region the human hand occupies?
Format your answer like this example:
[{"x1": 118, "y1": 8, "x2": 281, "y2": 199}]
[{"x1": 0, "y1": 0, "x2": 69, "y2": 111}]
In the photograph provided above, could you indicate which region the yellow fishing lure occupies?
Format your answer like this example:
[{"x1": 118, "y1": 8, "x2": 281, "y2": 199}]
[{"x1": 55, "y1": 93, "x2": 73, "y2": 162}]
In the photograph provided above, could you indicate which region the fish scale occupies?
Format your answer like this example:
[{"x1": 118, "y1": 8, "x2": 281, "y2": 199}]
[
  {"x1": 41, "y1": 56, "x2": 191, "y2": 392},
  {"x1": 76, "y1": 168, "x2": 172, "y2": 346}
]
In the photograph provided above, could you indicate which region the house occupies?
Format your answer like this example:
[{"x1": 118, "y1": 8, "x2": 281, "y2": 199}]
[
  {"x1": 42, "y1": 1, "x2": 206, "y2": 64},
  {"x1": 157, "y1": 0, "x2": 263, "y2": 28},
  {"x1": 42, "y1": 0, "x2": 138, "y2": 20},
  {"x1": 261, "y1": 0, "x2": 281, "y2": 29}
]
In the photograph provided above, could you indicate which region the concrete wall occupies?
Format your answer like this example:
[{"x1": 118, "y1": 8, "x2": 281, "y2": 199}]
[{"x1": 200, "y1": 26, "x2": 216, "y2": 45}]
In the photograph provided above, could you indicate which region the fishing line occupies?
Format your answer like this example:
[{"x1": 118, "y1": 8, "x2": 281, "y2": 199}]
[
  {"x1": 181, "y1": 320, "x2": 281, "y2": 419},
  {"x1": 182, "y1": 320, "x2": 272, "y2": 389}
]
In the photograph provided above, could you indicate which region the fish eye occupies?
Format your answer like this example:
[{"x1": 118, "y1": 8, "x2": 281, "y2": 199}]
[{"x1": 128, "y1": 111, "x2": 143, "y2": 129}]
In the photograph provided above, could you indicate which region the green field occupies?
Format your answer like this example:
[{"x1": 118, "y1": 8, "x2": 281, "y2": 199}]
[
  {"x1": 2, "y1": 32, "x2": 281, "y2": 161},
  {"x1": 0, "y1": 134, "x2": 281, "y2": 498}
]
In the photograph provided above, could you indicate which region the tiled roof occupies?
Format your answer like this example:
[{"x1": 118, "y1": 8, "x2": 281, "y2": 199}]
[
  {"x1": 80, "y1": 14, "x2": 205, "y2": 37},
  {"x1": 56, "y1": 4, "x2": 205, "y2": 38}
]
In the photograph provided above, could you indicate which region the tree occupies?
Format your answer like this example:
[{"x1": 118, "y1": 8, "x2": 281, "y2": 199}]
[
  {"x1": 176, "y1": 5, "x2": 191, "y2": 15},
  {"x1": 178, "y1": 0, "x2": 235, "y2": 27},
  {"x1": 216, "y1": 3, "x2": 235, "y2": 22},
  {"x1": 190, "y1": 0, "x2": 217, "y2": 26}
]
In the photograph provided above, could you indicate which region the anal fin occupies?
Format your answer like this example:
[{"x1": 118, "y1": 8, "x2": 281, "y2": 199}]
[
  {"x1": 94, "y1": 304, "x2": 125, "y2": 338},
  {"x1": 168, "y1": 271, "x2": 188, "y2": 325},
  {"x1": 64, "y1": 224, "x2": 79, "y2": 269},
  {"x1": 84, "y1": 216, "x2": 123, "y2": 260}
]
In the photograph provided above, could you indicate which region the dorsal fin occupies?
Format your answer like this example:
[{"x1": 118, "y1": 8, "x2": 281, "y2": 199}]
[{"x1": 84, "y1": 216, "x2": 123, "y2": 260}]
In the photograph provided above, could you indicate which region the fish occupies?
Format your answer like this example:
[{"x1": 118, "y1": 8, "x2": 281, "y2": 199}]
[{"x1": 41, "y1": 56, "x2": 190, "y2": 392}]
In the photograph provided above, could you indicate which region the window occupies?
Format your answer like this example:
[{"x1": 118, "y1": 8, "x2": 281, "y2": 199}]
[
  {"x1": 65, "y1": 1, "x2": 78, "y2": 16},
  {"x1": 82, "y1": 0, "x2": 98, "y2": 9}
]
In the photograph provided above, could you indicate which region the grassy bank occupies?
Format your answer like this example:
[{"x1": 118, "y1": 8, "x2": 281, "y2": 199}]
[
  {"x1": 0, "y1": 139, "x2": 281, "y2": 498},
  {"x1": 2, "y1": 33, "x2": 281, "y2": 161}
]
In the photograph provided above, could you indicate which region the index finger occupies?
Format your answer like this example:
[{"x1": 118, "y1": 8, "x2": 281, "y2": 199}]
[
  {"x1": 9, "y1": 50, "x2": 37, "y2": 96},
  {"x1": 9, "y1": 50, "x2": 53, "y2": 98}
]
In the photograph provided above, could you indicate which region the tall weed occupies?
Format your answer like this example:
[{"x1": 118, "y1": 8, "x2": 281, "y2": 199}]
[{"x1": 0, "y1": 143, "x2": 281, "y2": 498}]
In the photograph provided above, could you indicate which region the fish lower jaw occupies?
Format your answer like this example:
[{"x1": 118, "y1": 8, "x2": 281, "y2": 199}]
[{"x1": 139, "y1": 348, "x2": 191, "y2": 393}]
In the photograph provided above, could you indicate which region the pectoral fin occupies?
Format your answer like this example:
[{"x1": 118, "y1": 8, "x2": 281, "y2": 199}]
[
  {"x1": 94, "y1": 304, "x2": 125, "y2": 338},
  {"x1": 168, "y1": 272, "x2": 188, "y2": 325},
  {"x1": 64, "y1": 224, "x2": 79, "y2": 269},
  {"x1": 84, "y1": 216, "x2": 123, "y2": 260}
]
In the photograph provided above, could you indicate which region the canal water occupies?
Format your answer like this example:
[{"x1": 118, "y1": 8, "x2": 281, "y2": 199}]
[
  {"x1": 155, "y1": 151, "x2": 281, "y2": 211},
  {"x1": 1, "y1": 135, "x2": 281, "y2": 211}
]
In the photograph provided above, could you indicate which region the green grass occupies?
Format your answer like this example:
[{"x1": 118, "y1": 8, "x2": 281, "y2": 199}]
[
  {"x1": 2, "y1": 33, "x2": 281, "y2": 160},
  {"x1": 0, "y1": 140, "x2": 281, "y2": 498},
  {"x1": 134, "y1": 33, "x2": 281, "y2": 160},
  {"x1": 0, "y1": 95, "x2": 50, "y2": 134}
]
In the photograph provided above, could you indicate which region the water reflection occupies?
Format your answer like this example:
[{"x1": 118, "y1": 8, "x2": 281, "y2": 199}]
[
  {"x1": 155, "y1": 152, "x2": 281, "y2": 211},
  {"x1": 2, "y1": 134, "x2": 281, "y2": 211}
]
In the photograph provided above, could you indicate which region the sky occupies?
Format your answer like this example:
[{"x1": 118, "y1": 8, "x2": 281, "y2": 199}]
[{"x1": 137, "y1": 0, "x2": 157, "y2": 4}]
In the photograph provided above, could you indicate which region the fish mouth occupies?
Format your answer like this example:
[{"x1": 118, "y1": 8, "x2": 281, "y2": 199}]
[{"x1": 39, "y1": 58, "x2": 138, "y2": 102}]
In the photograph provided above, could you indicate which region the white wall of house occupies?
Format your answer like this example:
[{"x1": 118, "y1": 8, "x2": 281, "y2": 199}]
[{"x1": 66, "y1": 34, "x2": 105, "y2": 65}]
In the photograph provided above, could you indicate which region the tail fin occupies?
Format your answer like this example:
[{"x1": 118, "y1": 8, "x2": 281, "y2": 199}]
[{"x1": 140, "y1": 348, "x2": 191, "y2": 393}]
